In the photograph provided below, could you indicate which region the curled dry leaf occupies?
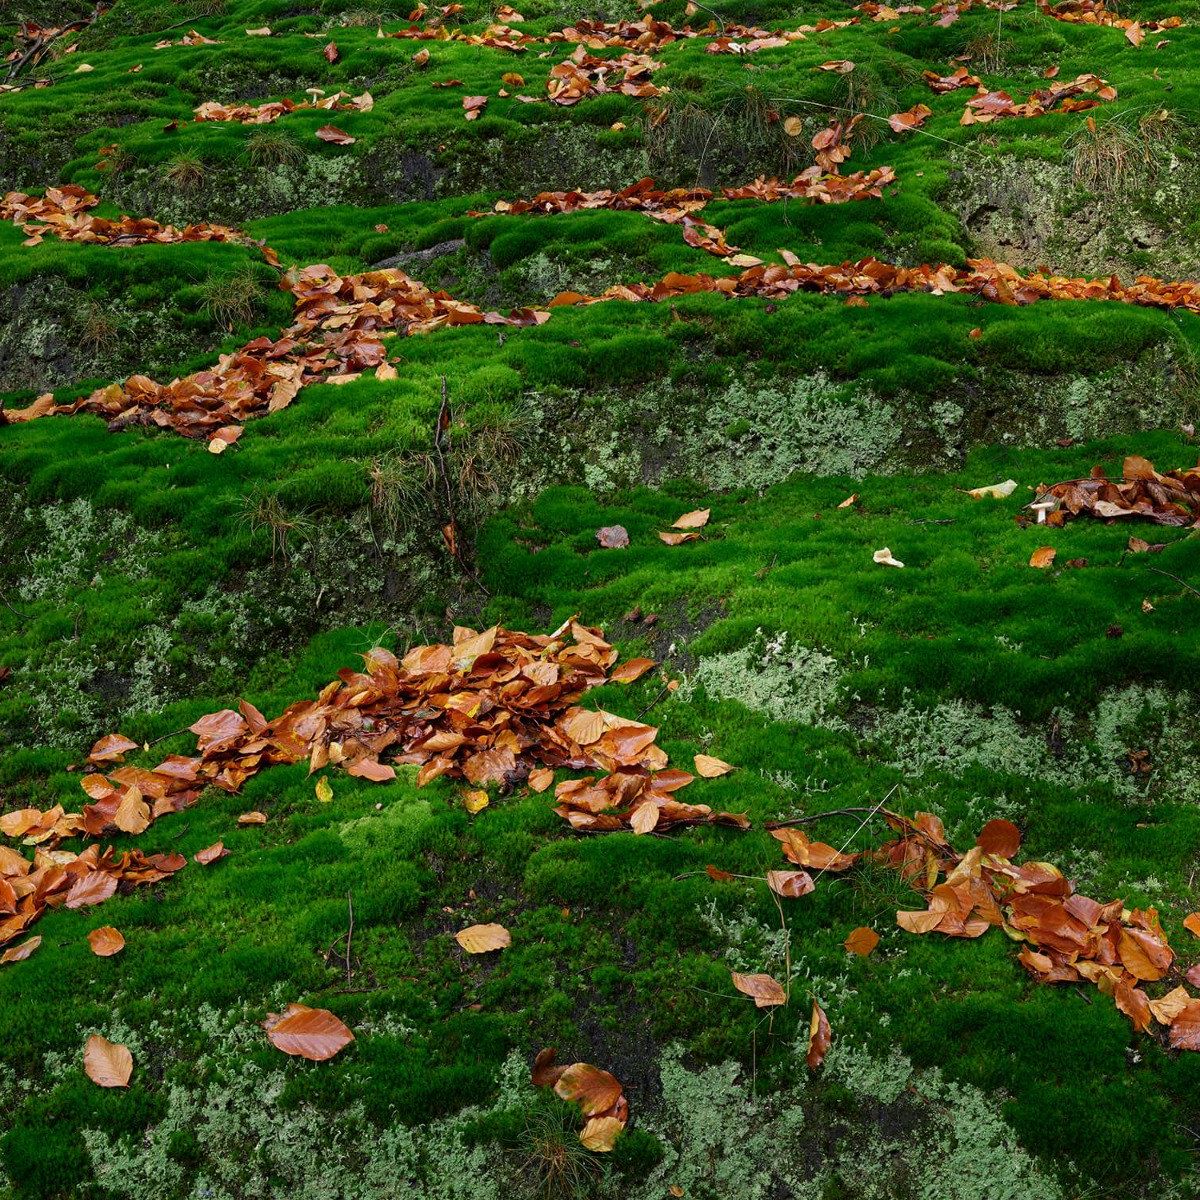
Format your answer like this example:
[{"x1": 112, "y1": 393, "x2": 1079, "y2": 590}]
[
  {"x1": 1, "y1": 935, "x2": 41, "y2": 964},
  {"x1": 315, "y1": 125, "x2": 355, "y2": 145},
  {"x1": 455, "y1": 923, "x2": 511, "y2": 953},
  {"x1": 555, "y1": 1062, "x2": 624, "y2": 1115},
  {"x1": 194, "y1": 841, "x2": 228, "y2": 865},
  {"x1": 873, "y1": 547, "x2": 904, "y2": 568},
  {"x1": 264, "y1": 1003, "x2": 355, "y2": 1061},
  {"x1": 806, "y1": 999, "x2": 831, "y2": 1069},
  {"x1": 731, "y1": 970, "x2": 787, "y2": 1007},
  {"x1": 413, "y1": 47, "x2": 430, "y2": 64},
  {"x1": 528, "y1": 767, "x2": 554, "y2": 793},
  {"x1": 837, "y1": 493, "x2": 858, "y2": 508},
  {"x1": 463, "y1": 95, "x2": 489, "y2": 119},
  {"x1": 596, "y1": 524, "x2": 629, "y2": 549},
  {"x1": 238, "y1": 811, "x2": 268, "y2": 825},
  {"x1": 87, "y1": 926, "x2": 125, "y2": 957},
  {"x1": 323, "y1": 40, "x2": 339, "y2": 62},
  {"x1": 84, "y1": 1034, "x2": 133, "y2": 1087},
  {"x1": 844, "y1": 926, "x2": 880, "y2": 956},
  {"x1": 316, "y1": 777, "x2": 334, "y2": 803},
  {"x1": 694, "y1": 753, "x2": 734, "y2": 778},
  {"x1": 767, "y1": 869, "x2": 815, "y2": 898},
  {"x1": 658, "y1": 530, "x2": 700, "y2": 545},
  {"x1": 1029, "y1": 546, "x2": 1057, "y2": 569},
  {"x1": 1183, "y1": 913, "x2": 1200, "y2": 938}
]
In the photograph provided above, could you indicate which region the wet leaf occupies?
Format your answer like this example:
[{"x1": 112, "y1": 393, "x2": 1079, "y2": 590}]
[
  {"x1": 806, "y1": 999, "x2": 831, "y2": 1068},
  {"x1": 579, "y1": 1115, "x2": 624, "y2": 1151},
  {"x1": 316, "y1": 777, "x2": 334, "y2": 803},
  {"x1": 766, "y1": 869, "x2": 815, "y2": 898},
  {"x1": 844, "y1": 926, "x2": 880, "y2": 956}
]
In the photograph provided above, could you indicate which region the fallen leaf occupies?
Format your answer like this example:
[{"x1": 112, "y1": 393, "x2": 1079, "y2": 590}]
[
  {"x1": 837, "y1": 493, "x2": 858, "y2": 508},
  {"x1": 1029, "y1": 546, "x2": 1057, "y2": 569},
  {"x1": 658, "y1": 530, "x2": 700, "y2": 545},
  {"x1": 580, "y1": 1116, "x2": 624, "y2": 1151},
  {"x1": 316, "y1": 777, "x2": 334, "y2": 803},
  {"x1": 844, "y1": 926, "x2": 880, "y2": 956},
  {"x1": 84, "y1": 1035, "x2": 132, "y2": 1087},
  {"x1": 767, "y1": 869, "x2": 815, "y2": 898},
  {"x1": 610, "y1": 657, "x2": 656, "y2": 683},
  {"x1": 528, "y1": 767, "x2": 554, "y2": 793},
  {"x1": 455, "y1": 923, "x2": 511, "y2": 953},
  {"x1": 87, "y1": 926, "x2": 125, "y2": 957},
  {"x1": 413, "y1": 47, "x2": 430, "y2": 65},
  {"x1": 672, "y1": 508, "x2": 710, "y2": 529},
  {"x1": 246, "y1": 26, "x2": 271, "y2": 35},
  {"x1": 976, "y1": 818, "x2": 1021, "y2": 858},
  {"x1": 463, "y1": 789, "x2": 490, "y2": 813},
  {"x1": 0, "y1": 936, "x2": 42, "y2": 965},
  {"x1": 323, "y1": 40, "x2": 339, "y2": 62},
  {"x1": 238, "y1": 811, "x2": 268, "y2": 825},
  {"x1": 315, "y1": 125, "x2": 355, "y2": 145},
  {"x1": 694, "y1": 754, "x2": 734, "y2": 778},
  {"x1": 554, "y1": 1062, "x2": 623, "y2": 1115},
  {"x1": 194, "y1": 841, "x2": 228, "y2": 865},
  {"x1": 731, "y1": 970, "x2": 787, "y2": 1007},
  {"x1": 806, "y1": 999, "x2": 831, "y2": 1068},
  {"x1": 967, "y1": 479, "x2": 1018, "y2": 500},
  {"x1": 873, "y1": 547, "x2": 904, "y2": 568},
  {"x1": 264, "y1": 1003, "x2": 354, "y2": 1060},
  {"x1": 1184, "y1": 913, "x2": 1200, "y2": 938}
]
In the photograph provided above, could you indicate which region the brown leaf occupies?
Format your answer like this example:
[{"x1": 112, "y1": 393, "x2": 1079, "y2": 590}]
[
  {"x1": 976, "y1": 818, "x2": 1021, "y2": 859},
  {"x1": 766, "y1": 869, "x2": 815, "y2": 898},
  {"x1": 694, "y1": 753, "x2": 734, "y2": 778},
  {"x1": 0, "y1": 935, "x2": 42, "y2": 964},
  {"x1": 264, "y1": 1003, "x2": 355, "y2": 1060},
  {"x1": 844, "y1": 926, "x2": 880, "y2": 956},
  {"x1": 84, "y1": 1035, "x2": 133, "y2": 1087},
  {"x1": 87, "y1": 926, "x2": 125, "y2": 957},
  {"x1": 194, "y1": 841, "x2": 229, "y2": 866},
  {"x1": 413, "y1": 47, "x2": 430, "y2": 65},
  {"x1": 455, "y1": 923, "x2": 511, "y2": 953},
  {"x1": 672, "y1": 508, "x2": 710, "y2": 530},
  {"x1": 1029, "y1": 546, "x2": 1057, "y2": 569},
  {"x1": 1184, "y1": 913, "x2": 1200, "y2": 938},
  {"x1": 610, "y1": 657, "x2": 656, "y2": 684},
  {"x1": 579, "y1": 1115, "x2": 624, "y2": 1152},
  {"x1": 89, "y1": 733, "x2": 138, "y2": 763},
  {"x1": 528, "y1": 767, "x2": 554, "y2": 793},
  {"x1": 238, "y1": 811, "x2": 268, "y2": 825},
  {"x1": 323, "y1": 40, "x2": 339, "y2": 62},
  {"x1": 658, "y1": 530, "x2": 700, "y2": 545},
  {"x1": 554, "y1": 1062, "x2": 623, "y2": 1115},
  {"x1": 731, "y1": 970, "x2": 787, "y2": 1007},
  {"x1": 315, "y1": 125, "x2": 355, "y2": 145},
  {"x1": 806, "y1": 998, "x2": 831, "y2": 1069}
]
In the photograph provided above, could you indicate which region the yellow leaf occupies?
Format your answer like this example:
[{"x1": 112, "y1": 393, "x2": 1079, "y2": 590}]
[
  {"x1": 455, "y1": 923, "x2": 511, "y2": 953},
  {"x1": 316, "y1": 777, "x2": 333, "y2": 803},
  {"x1": 463, "y1": 789, "x2": 490, "y2": 814},
  {"x1": 694, "y1": 753, "x2": 734, "y2": 778}
]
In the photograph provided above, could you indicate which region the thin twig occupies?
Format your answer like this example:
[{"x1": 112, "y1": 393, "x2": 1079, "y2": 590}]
[
  {"x1": 1146, "y1": 565, "x2": 1200, "y2": 600},
  {"x1": 345, "y1": 890, "x2": 354, "y2": 984},
  {"x1": 637, "y1": 681, "x2": 673, "y2": 719},
  {"x1": 765, "y1": 805, "x2": 889, "y2": 829}
]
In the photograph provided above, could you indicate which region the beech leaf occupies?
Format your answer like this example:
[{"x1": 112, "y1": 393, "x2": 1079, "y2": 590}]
[
  {"x1": 87, "y1": 926, "x2": 125, "y2": 957},
  {"x1": 264, "y1": 1003, "x2": 355, "y2": 1061},
  {"x1": 731, "y1": 970, "x2": 787, "y2": 1007},
  {"x1": 455, "y1": 923, "x2": 511, "y2": 953},
  {"x1": 84, "y1": 1035, "x2": 133, "y2": 1087}
]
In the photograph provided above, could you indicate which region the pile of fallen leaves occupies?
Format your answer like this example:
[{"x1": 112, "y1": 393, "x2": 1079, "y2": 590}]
[
  {"x1": 762, "y1": 808, "x2": 1200, "y2": 1050},
  {"x1": 1037, "y1": 0, "x2": 1183, "y2": 40},
  {"x1": 547, "y1": 47, "x2": 665, "y2": 105},
  {"x1": 533, "y1": 1048, "x2": 629, "y2": 1150},
  {"x1": 15, "y1": 621, "x2": 741, "y2": 841},
  {"x1": 960, "y1": 73, "x2": 1115, "y2": 125},
  {"x1": 2, "y1": 261, "x2": 548, "y2": 439},
  {"x1": 1027, "y1": 455, "x2": 1200, "y2": 527},
  {"x1": 0, "y1": 185, "x2": 257, "y2": 254},
  {"x1": 193, "y1": 89, "x2": 373, "y2": 124},
  {"x1": 0, "y1": 841, "x2": 185, "y2": 961}
]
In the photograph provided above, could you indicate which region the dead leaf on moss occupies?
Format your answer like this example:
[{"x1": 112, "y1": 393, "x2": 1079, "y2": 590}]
[
  {"x1": 84, "y1": 1035, "x2": 132, "y2": 1087},
  {"x1": 455, "y1": 923, "x2": 511, "y2": 953},
  {"x1": 731, "y1": 970, "x2": 787, "y2": 1007}
]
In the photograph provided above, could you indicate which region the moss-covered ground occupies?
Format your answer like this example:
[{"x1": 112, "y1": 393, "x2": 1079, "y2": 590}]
[{"x1": 4, "y1": 0, "x2": 1200, "y2": 1195}]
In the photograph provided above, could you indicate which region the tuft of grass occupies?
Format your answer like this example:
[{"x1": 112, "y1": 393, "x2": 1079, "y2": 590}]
[
  {"x1": 244, "y1": 130, "x2": 305, "y2": 170},
  {"x1": 1066, "y1": 109, "x2": 1181, "y2": 193},
  {"x1": 515, "y1": 1106, "x2": 603, "y2": 1200},
  {"x1": 163, "y1": 153, "x2": 208, "y2": 192},
  {"x1": 199, "y1": 267, "x2": 264, "y2": 331}
]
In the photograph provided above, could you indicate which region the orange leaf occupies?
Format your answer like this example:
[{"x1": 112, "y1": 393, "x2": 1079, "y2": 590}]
[
  {"x1": 195, "y1": 841, "x2": 228, "y2": 865},
  {"x1": 610, "y1": 657, "x2": 656, "y2": 684},
  {"x1": 806, "y1": 999, "x2": 831, "y2": 1068},
  {"x1": 844, "y1": 926, "x2": 880, "y2": 956},
  {"x1": 264, "y1": 1003, "x2": 355, "y2": 1061},
  {"x1": 1029, "y1": 546, "x2": 1056, "y2": 569},
  {"x1": 976, "y1": 818, "x2": 1021, "y2": 858},
  {"x1": 0, "y1": 935, "x2": 41, "y2": 965},
  {"x1": 554, "y1": 1062, "x2": 623, "y2": 1115},
  {"x1": 1183, "y1": 913, "x2": 1200, "y2": 938},
  {"x1": 672, "y1": 508, "x2": 710, "y2": 529},
  {"x1": 731, "y1": 970, "x2": 787, "y2": 1007},
  {"x1": 238, "y1": 811, "x2": 268, "y2": 825},
  {"x1": 87, "y1": 926, "x2": 125, "y2": 957},
  {"x1": 84, "y1": 1034, "x2": 133, "y2": 1087},
  {"x1": 766, "y1": 869, "x2": 815, "y2": 898},
  {"x1": 694, "y1": 754, "x2": 734, "y2": 778}
]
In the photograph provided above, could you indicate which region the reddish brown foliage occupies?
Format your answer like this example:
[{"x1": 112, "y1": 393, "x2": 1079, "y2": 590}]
[
  {"x1": 194, "y1": 90, "x2": 372, "y2": 124},
  {"x1": 1028, "y1": 457, "x2": 1200, "y2": 527},
  {"x1": 960, "y1": 74, "x2": 1115, "y2": 125},
  {"x1": 532, "y1": 1048, "x2": 628, "y2": 1150}
]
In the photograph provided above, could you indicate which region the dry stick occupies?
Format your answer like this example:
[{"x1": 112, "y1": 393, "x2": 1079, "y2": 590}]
[
  {"x1": 4, "y1": 3, "x2": 106, "y2": 83},
  {"x1": 1146, "y1": 565, "x2": 1200, "y2": 600},
  {"x1": 345, "y1": 890, "x2": 354, "y2": 985}
]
